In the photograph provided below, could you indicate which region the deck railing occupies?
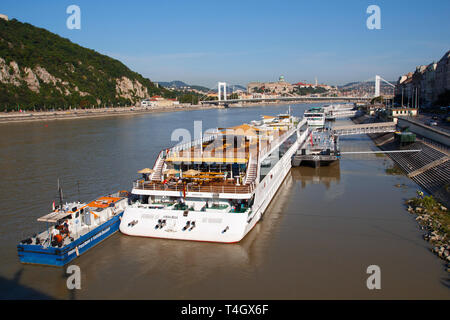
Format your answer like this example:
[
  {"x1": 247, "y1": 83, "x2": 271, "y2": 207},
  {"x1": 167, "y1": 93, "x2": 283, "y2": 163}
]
[
  {"x1": 133, "y1": 180, "x2": 255, "y2": 194},
  {"x1": 167, "y1": 132, "x2": 219, "y2": 158},
  {"x1": 258, "y1": 125, "x2": 297, "y2": 160}
]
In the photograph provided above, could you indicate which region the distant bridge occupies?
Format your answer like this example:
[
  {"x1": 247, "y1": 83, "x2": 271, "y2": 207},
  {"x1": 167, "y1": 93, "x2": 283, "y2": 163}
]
[
  {"x1": 199, "y1": 75, "x2": 394, "y2": 105},
  {"x1": 332, "y1": 122, "x2": 397, "y2": 136},
  {"x1": 201, "y1": 96, "x2": 372, "y2": 105}
]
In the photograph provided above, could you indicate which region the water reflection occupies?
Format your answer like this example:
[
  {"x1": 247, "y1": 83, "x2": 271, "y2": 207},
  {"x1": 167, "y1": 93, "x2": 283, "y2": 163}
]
[{"x1": 291, "y1": 163, "x2": 341, "y2": 189}]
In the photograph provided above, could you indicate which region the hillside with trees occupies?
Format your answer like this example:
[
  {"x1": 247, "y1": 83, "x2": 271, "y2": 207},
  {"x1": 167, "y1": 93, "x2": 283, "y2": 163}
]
[{"x1": 0, "y1": 18, "x2": 185, "y2": 110}]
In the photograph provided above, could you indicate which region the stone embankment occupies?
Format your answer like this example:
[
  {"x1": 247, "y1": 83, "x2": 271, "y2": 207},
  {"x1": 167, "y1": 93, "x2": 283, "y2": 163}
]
[{"x1": 352, "y1": 115, "x2": 450, "y2": 207}]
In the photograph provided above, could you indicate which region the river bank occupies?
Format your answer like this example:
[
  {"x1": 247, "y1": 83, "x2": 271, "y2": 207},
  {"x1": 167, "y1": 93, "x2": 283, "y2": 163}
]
[
  {"x1": 0, "y1": 101, "x2": 290, "y2": 124},
  {"x1": 0, "y1": 104, "x2": 216, "y2": 124},
  {"x1": 352, "y1": 114, "x2": 450, "y2": 273},
  {"x1": 406, "y1": 194, "x2": 449, "y2": 264},
  {"x1": 0, "y1": 99, "x2": 349, "y2": 124}
]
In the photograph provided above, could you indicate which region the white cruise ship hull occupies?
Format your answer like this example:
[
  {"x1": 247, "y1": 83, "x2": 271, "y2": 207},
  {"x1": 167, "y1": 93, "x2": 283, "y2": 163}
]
[
  {"x1": 120, "y1": 128, "x2": 308, "y2": 243},
  {"x1": 120, "y1": 207, "x2": 252, "y2": 243}
]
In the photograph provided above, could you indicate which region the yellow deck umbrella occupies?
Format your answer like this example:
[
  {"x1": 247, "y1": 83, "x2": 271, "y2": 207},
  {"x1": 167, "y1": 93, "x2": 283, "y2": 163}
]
[
  {"x1": 138, "y1": 168, "x2": 154, "y2": 174},
  {"x1": 164, "y1": 169, "x2": 180, "y2": 175},
  {"x1": 184, "y1": 169, "x2": 200, "y2": 176}
]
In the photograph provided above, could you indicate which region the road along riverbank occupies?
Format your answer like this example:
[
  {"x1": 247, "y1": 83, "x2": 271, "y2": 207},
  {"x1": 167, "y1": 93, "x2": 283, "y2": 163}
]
[{"x1": 0, "y1": 104, "x2": 216, "y2": 124}]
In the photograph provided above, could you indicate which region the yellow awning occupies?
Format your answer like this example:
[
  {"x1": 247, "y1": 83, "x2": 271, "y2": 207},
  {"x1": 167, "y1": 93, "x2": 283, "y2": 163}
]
[{"x1": 166, "y1": 156, "x2": 247, "y2": 164}]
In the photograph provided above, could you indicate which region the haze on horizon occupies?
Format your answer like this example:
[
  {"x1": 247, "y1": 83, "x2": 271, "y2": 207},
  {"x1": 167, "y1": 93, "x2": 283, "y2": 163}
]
[{"x1": 1, "y1": 0, "x2": 449, "y2": 88}]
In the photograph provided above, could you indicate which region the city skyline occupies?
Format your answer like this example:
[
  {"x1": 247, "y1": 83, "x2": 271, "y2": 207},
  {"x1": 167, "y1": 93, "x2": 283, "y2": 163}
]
[{"x1": 1, "y1": 0, "x2": 449, "y2": 87}]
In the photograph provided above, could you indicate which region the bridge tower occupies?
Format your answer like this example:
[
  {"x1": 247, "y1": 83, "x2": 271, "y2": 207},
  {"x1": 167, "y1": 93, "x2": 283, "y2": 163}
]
[
  {"x1": 218, "y1": 82, "x2": 227, "y2": 101},
  {"x1": 375, "y1": 75, "x2": 381, "y2": 97}
]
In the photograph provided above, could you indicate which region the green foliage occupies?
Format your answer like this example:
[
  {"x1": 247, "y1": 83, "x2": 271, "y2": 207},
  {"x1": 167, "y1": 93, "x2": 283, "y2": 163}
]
[
  {"x1": 0, "y1": 18, "x2": 174, "y2": 109},
  {"x1": 178, "y1": 93, "x2": 199, "y2": 105},
  {"x1": 422, "y1": 195, "x2": 438, "y2": 210},
  {"x1": 385, "y1": 165, "x2": 403, "y2": 175},
  {"x1": 410, "y1": 193, "x2": 438, "y2": 210},
  {"x1": 294, "y1": 86, "x2": 327, "y2": 96}
]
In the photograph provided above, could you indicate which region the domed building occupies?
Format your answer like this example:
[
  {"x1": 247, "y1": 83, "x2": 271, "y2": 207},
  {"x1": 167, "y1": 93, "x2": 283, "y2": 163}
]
[{"x1": 247, "y1": 76, "x2": 293, "y2": 95}]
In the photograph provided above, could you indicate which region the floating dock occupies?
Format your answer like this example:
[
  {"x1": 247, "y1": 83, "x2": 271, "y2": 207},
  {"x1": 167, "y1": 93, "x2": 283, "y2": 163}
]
[{"x1": 292, "y1": 128, "x2": 340, "y2": 168}]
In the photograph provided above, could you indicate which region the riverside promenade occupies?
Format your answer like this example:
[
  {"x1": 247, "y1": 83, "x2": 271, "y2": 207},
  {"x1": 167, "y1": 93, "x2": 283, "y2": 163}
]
[{"x1": 0, "y1": 104, "x2": 217, "y2": 123}]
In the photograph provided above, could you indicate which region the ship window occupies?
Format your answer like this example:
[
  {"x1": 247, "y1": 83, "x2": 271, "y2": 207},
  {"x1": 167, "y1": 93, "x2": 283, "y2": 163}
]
[{"x1": 75, "y1": 212, "x2": 79, "y2": 218}]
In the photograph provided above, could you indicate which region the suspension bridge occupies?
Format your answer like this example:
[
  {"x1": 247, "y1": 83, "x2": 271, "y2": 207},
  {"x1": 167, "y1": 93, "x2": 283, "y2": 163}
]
[{"x1": 198, "y1": 75, "x2": 395, "y2": 105}]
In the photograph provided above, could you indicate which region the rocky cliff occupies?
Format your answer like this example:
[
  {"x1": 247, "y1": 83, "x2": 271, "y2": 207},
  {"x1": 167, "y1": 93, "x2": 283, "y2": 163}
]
[{"x1": 0, "y1": 18, "x2": 172, "y2": 109}]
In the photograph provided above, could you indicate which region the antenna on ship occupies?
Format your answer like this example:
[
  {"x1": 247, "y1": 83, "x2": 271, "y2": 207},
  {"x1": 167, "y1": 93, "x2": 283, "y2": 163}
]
[
  {"x1": 57, "y1": 178, "x2": 64, "y2": 210},
  {"x1": 77, "y1": 181, "x2": 81, "y2": 203}
]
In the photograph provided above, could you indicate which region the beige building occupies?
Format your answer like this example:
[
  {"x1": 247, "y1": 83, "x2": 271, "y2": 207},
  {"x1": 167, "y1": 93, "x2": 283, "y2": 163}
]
[
  {"x1": 396, "y1": 50, "x2": 450, "y2": 107},
  {"x1": 384, "y1": 107, "x2": 418, "y2": 124},
  {"x1": 435, "y1": 50, "x2": 450, "y2": 99},
  {"x1": 420, "y1": 62, "x2": 437, "y2": 107},
  {"x1": 0, "y1": 14, "x2": 8, "y2": 21},
  {"x1": 141, "y1": 96, "x2": 179, "y2": 108}
]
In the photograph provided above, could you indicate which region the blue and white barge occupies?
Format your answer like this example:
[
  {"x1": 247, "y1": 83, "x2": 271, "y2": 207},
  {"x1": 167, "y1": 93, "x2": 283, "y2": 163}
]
[{"x1": 17, "y1": 191, "x2": 129, "y2": 267}]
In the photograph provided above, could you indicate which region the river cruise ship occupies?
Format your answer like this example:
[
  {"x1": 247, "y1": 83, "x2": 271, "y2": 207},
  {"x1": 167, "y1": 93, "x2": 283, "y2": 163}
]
[
  {"x1": 17, "y1": 191, "x2": 128, "y2": 266},
  {"x1": 119, "y1": 112, "x2": 309, "y2": 243},
  {"x1": 304, "y1": 106, "x2": 325, "y2": 127}
]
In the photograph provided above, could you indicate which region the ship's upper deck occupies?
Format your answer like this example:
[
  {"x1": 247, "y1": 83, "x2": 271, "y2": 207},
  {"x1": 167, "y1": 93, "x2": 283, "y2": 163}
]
[{"x1": 132, "y1": 114, "x2": 301, "y2": 197}]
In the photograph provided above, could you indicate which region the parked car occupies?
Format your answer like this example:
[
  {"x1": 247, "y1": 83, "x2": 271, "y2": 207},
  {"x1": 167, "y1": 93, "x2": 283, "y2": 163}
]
[{"x1": 427, "y1": 120, "x2": 438, "y2": 126}]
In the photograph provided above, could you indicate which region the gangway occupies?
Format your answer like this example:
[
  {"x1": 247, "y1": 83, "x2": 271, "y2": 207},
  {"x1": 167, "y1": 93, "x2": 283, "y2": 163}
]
[{"x1": 332, "y1": 122, "x2": 396, "y2": 136}]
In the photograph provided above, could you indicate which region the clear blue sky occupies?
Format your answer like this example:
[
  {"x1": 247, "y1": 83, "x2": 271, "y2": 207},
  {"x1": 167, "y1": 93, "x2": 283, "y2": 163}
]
[{"x1": 1, "y1": 0, "x2": 449, "y2": 87}]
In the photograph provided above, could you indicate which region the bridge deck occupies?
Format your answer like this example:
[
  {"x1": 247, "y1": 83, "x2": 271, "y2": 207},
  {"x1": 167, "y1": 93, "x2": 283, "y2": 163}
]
[{"x1": 201, "y1": 96, "x2": 371, "y2": 105}]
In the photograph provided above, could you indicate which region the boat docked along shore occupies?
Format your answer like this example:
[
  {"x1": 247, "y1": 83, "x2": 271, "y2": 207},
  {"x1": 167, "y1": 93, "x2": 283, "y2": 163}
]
[
  {"x1": 119, "y1": 110, "x2": 310, "y2": 243},
  {"x1": 304, "y1": 106, "x2": 325, "y2": 127},
  {"x1": 17, "y1": 190, "x2": 128, "y2": 266}
]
